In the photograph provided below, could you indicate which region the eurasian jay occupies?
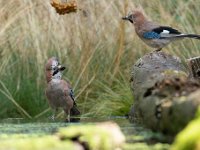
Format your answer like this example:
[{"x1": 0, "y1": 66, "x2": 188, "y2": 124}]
[
  {"x1": 122, "y1": 10, "x2": 200, "y2": 51},
  {"x1": 45, "y1": 57, "x2": 80, "y2": 122}
]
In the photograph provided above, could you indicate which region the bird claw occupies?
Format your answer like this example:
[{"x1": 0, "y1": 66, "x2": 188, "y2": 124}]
[
  {"x1": 65, "y1": 119, "x2": 70, "y2": 123},
  {"x1": 49, "y1": 115, "x2": 55, "y2": 121},
  {"x1": 65, "y1": 114, "x2": 70, "y2": 123},
  {"x1": 154, "y1": 48, "x2": 162, "y2": 52}
]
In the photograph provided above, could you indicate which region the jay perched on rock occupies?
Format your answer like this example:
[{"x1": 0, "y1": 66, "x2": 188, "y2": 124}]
[
  {"x1": 122, "y1": 10, "x2": 200, "y2": 51},
  {"x1": 45, "y1": 57, "x2": 80, "y2": 122}
]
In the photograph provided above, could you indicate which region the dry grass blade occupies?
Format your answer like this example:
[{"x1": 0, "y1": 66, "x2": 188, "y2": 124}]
[
  {"x1": 111, "y1": 0, "x2": 128, "y2": 78},
  {"x1": 0, "y1": 80, "x2": 32, "y2": 119},
  {"x1": 73, "y1": 42, "x2": 100, "y2": 90},
  {"x1": 34, "y1": 108, "x2": 50, "y2": 119},
  {"x1": 75, "y1": 74, "x2": 96, "y2": 100},
  {"x1": 0, "y1": 5, "x2": 34, "y2": 37}
]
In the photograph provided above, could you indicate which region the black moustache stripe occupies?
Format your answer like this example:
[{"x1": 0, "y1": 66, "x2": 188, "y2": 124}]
[
  {"x1": 52, "y1": 67, "x2": 66, "y2": 76},
  {"x1": 52, "y1": 69, "x2": 59, "y2": 76}
]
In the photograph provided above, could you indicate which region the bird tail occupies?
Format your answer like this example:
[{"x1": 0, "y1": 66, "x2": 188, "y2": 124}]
[
  {"x1": 70, "y1": 104, "x2": 81, "y2": 116},
  {"x1": 70, "y1": 104, "x2": 81, "y2": 122},
  {"x1": 171, "y1": 34, "x2": 200, "y2": 39}
]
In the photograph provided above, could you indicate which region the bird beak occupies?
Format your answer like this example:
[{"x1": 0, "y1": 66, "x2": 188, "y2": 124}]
[
  {"x1": 122, "y1": 16, "x2": 129, "y2": 20},
  {"x1": 58, "y1": 65, "x2": 66, "y2": 71},
  {"x1": 52, "y1": 65, "x2": 66, "y2": 76},
  {"x1": 122, "y1": 15, "x2": 133, "y2": 23}
]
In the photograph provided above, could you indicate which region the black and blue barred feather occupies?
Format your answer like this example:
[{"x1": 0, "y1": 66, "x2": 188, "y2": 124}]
[
  {"x1": 69, "y1": 89, "x2": 75, "y2": 101},
  {"x1": 143, "y1": 26, "x2": 182, "y2": 39},
  {"x1": 143, "y1": 32, "x2": 160, "y2": 39},
  {"x1": 152, "y1": 26, "x2": 181, "y2": 34}
]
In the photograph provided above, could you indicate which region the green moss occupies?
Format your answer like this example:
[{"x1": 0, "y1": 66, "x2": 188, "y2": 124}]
[
  {"x1": 0, "y1": 121, "x2": 172, "y2": 150},
  {"x1": 163, "y1": 70, "x2": 187, "y2": 77},
  {"x1": 58, "y1": 123, "x2": 125, "y2": 150},
  {"x1": 195, "y1": 107, "x2": 200, "y2": 118},
  {"x1": 171, "y1": 118, "x2": 200, "y2": 150},
  {"x1": 0, "y1": 135, "x2": 77, "y2": 150},
  {"x1": 124, "y1": 143, "x2": 170, "y2": 150}
]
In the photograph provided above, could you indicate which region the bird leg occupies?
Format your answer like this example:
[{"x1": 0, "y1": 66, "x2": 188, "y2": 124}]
[
  {"x1": 50, "y1": 108, "x2": 58, "y2": 121},
  {"x1": 64, "y1": 109, "x2": 71, "y2": 122},
  {"x1": 67, "y1": 110, "x2": 70, "y2": 122},
  {"x1": 63, "y1": 108, "x2": 70, "y2": 122}
]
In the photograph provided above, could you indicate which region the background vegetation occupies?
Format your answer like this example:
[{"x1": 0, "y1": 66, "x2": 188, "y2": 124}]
[{"x1": 0, "y1": 0, "x2": 200, "y2": 119}]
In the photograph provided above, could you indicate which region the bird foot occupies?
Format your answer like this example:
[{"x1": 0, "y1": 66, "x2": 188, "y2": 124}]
[
  {"x1": 154, "y1": 48, "x2": 162, "y2": 52},
  {"x1": 65, "y1": 118, "x2": 71, "y2": 123},
  {"x1": 65, "y1": 119, "x2": 70, "y2": 123},
  {"x1": 49, "y1": 115, "x2": 55, "y2": 121},
  {"x1": 65, "y1": 115, "x2": 70, "y2": 123}
]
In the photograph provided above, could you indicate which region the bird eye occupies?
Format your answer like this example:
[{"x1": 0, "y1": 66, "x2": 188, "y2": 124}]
[
  {"x1": 51, "y1": 65, "x2": 56, "y2": 70},
  {"x1": 131, "y1": 14, "x2": 135, "y2": 19}
]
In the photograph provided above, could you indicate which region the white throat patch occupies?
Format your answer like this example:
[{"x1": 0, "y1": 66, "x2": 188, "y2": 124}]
[
  {"x1": 51, "y1": 60, "x2": 62, "y2": 80},
  {"x1": 52, "y1": 71, "x2": 62, "y2": 80}
]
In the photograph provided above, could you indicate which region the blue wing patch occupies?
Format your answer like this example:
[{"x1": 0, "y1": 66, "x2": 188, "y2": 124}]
[
  {"x1": 69, "y1": 89, "x2": 75, "y2": 101},
  {"x1": 143, "y1": 31, "x2": 160, "y2": 39}
]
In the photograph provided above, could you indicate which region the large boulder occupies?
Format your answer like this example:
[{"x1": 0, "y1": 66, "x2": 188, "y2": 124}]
[{"x1": 129, "y1": 51, "x2": 200, "y2": 134}]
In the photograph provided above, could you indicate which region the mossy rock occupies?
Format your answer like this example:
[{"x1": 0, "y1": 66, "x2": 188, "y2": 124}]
[
  {"x1": 130, "y1": 51, "x2": 200, "y2": 134},
  {"x1": 171, "y1": 110, "x2": 200, "y2": 150},
  {"x1": 0, "y1": 135, "x2": 81, "y2": 150}
]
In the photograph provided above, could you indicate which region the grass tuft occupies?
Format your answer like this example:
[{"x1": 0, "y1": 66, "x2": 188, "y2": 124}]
[{"x1": 0, "y1": 0, "x2": 200, "y2": 118}]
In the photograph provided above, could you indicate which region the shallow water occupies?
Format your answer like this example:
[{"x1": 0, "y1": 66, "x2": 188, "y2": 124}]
[{"x1": 0, "y1": 117, "x2": 171, "y2": 150}]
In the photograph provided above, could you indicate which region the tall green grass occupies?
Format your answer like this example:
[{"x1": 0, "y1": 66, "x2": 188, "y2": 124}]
[{"x1": 0, "y1": 0, "x2": 200, "y2": 119}]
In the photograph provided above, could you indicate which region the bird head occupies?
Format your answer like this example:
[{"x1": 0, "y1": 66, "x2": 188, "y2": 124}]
[
  {"x1": 45, "y1": 57, "x2": 66, "y2": 82},
  {"x1": 122, "y1": 10, "x2": 145, "y2": 25}
]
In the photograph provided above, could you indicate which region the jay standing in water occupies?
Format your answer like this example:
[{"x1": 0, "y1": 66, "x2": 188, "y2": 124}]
[
  {"x1": 122, "y1": 10, "x2": 200, "y2": 51},
  {"x1": 45, "y1": 57, "x2": 80, "y2": 122}
]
